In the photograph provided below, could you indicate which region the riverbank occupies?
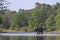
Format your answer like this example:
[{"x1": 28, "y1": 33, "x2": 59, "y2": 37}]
[
  {"x1": 0, "y1": 30, "x2": 18, "y2": 33},
  {"x1": 44, "y1": 31, "x2": 60, "y2": 34},
  {"x1": 0, "y1": 29, "x2": 60, "y2": 34}
]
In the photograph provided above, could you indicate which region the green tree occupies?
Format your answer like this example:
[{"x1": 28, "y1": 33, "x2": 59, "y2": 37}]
[
  {"x1": 2, "y1": 10, "x2": 15, "y2": 29},
  {"x1": 10, "y1": 9, "x2": 31, "y2": 31},
  {"x1": 55, "y1": 3, "x2": 60, "y2": 30},
  {"x1": 45, "y1": 14, "x2": 56, "y2": 31},
  {"x1": 0, "y1": 17, "x2": 2, "y2": 25}
]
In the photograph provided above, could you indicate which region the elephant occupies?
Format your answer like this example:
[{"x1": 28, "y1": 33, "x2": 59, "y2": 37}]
[{"x1": 34, "y1": 27, "x2": 43, "y2": 34}]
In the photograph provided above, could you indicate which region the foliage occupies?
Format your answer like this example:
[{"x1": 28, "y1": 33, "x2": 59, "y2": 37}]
[{"x1": 0, "y1": 2, "x2": 60, "y2": 32}]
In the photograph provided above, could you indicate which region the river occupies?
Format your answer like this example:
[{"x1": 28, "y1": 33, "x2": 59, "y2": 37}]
[{"x1": 0, "y1": 32, "x2": 60, "y2": 40}]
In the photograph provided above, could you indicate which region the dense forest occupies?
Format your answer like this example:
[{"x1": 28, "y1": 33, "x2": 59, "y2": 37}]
[{"x1": 0, "y1": 2, "x2": 60, "y2": 32}]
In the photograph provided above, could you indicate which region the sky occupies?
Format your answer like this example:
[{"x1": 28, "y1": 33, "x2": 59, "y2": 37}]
[{"x1": 7, "y1": 0, "x2": 60, "y2": 11}]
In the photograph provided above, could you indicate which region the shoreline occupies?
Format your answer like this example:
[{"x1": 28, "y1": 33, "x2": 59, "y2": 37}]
[
  {"x1": 0, "y1": 31, "x2": 60, "y2": 34},
  {"x1": 0, "y1": 30, "x2": 60, "y2": 34}
]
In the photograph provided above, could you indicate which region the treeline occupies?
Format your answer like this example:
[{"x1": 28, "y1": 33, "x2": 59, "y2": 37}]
[{"x1": 0, "y1": 2, "x2": 60, "y2": 32}]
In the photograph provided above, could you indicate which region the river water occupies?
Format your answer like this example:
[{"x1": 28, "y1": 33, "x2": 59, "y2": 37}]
[{"x1": 0, "y1": 33, "x2": 60, "y2": 40}]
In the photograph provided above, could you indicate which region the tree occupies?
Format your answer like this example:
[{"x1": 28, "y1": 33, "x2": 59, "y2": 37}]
[
  {"x1": 35, "y1": 3, "x2": 53, "y2": 30},
  {"x1": 55, "y1": 3, "x2": 60, "y2": 30},
  {"x1": 10, "y1": 9, "x2": 31, "y2": 31},
  {"x1": 0, "y1": 0, "x2": 10, "y2": 15},
  {"x1": 2, "y1": 10, "x2": 15, "y2": 29},
  {"x1": 0, "y1": 0, "x2": 9, "y2": 10},
  {"x1": 45, "y1": 14, "x2": 56, "y2": 31},
  {"x1": 0, "y1": 17, "x2": 2, "y2": 25}
]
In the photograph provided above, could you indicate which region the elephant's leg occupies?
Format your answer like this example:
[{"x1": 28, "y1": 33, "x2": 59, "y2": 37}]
[
  {"x1": 37, "y1": 32, "x2": 40, "y2": 34},
  {"x1": 41, "y1": 31, "x2": 43, "y2": 34}
]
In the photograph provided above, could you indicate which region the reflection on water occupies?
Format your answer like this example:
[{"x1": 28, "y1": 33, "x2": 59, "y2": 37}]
[
  {"x1": 36, "y1": 36, "x2": 43, "y2": 40},
  {"x1": 0, "y1": 36, "x2": 60, "y2": 40}
]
